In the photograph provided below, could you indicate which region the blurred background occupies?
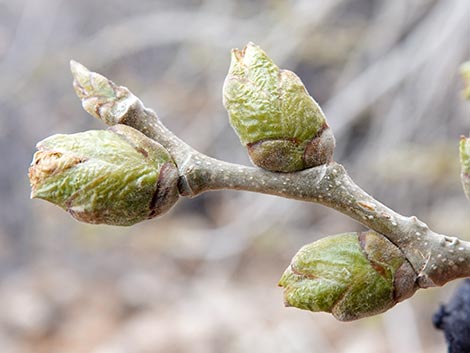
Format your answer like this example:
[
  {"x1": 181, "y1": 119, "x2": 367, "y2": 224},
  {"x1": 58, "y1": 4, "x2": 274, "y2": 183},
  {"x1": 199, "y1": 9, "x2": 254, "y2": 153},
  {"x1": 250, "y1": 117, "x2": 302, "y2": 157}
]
[{"x1": 1, "y1": 0, "x2": 469, "y2": 352}]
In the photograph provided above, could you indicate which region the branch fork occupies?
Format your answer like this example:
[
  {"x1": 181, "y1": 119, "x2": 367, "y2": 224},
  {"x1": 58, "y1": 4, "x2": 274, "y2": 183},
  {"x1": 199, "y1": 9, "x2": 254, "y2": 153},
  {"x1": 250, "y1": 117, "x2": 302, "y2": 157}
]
[{"x1": 28, "y1": 45, "x2": 470, "y2": 321}]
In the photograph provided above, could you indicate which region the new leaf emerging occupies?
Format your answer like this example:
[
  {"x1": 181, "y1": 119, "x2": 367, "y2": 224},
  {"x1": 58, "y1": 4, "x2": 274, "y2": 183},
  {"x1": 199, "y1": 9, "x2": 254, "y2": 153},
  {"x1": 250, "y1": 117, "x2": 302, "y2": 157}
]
[
  {"x1": 223, "y1": 43, "x2": 335, "y2": 172},
  {"x1": 29, "y1": 125, "x2": 179, "y2": 226},
  {"x1": 279, "y1": 231, "x2": 417, "y2": 321}
]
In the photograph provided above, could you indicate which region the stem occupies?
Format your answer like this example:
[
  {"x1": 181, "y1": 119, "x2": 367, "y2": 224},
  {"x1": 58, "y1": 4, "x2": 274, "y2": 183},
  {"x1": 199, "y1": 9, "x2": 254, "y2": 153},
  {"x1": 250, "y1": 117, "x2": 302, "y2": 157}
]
[
  {"x1": 71, "y1": 61, "x2": 470, "y2": 288},
  {"x1": 119, "y1": 102, "x2": 470, "y2": 288}
]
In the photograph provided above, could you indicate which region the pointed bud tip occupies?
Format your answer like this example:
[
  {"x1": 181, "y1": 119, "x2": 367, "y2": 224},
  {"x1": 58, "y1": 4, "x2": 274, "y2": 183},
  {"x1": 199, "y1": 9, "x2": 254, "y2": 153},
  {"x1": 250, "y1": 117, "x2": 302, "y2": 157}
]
[
  {"x1": 69, "y1": 59, "x2": 78, "y2": 69},
  {"x1": 70, "y1": 60, "x2": 89, "y2": 78},
  {"x1": 70, "y1": 60, "x2": 118, "y2": 107},
  {"x1": 231, "y1": 48, "x2": 243, "y2": 62},
  {"x1": 242, "y1": 41, "x2": 258, "y2": 54},
  {"x1": 70, "y1": 60, "x2": 94, "y2": 100},
  {"x1": 230, "y1": 42, "x2": 267, "y2": 67}
]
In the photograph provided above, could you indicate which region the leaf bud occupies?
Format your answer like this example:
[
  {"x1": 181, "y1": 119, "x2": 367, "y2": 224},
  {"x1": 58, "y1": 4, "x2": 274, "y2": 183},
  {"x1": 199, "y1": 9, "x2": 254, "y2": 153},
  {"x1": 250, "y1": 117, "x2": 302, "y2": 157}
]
[
  {"x1": 223, "y1": 42, "x2": 335, "y2": 172},
  {"x1": 29, "y1": 124, "x2": 179, "y2": 226},
  {"x1": 70, "y1": 60, "x2": 144, "y2": 126},
  {"x1": 278, "y1": 231, "x2": 417, "y2": 321}
]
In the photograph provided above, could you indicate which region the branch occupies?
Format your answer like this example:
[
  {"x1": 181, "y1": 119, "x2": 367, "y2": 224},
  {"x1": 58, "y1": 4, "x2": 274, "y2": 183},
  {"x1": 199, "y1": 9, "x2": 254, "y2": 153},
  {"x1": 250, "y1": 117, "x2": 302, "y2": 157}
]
[
  {"x1": 29, "y1": 45, "x2": 470, "y2": 321},
  {"x1": 70, "y1": 60, "x2": 470, "y2": 289}
]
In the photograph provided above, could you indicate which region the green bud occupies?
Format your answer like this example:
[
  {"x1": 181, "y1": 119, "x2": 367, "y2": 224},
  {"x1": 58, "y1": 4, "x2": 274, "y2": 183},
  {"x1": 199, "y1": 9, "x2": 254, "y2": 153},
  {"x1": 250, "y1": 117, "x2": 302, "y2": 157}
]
[
  {"x1": 278, "y1": 231, "x2": 417, "y2": 321},
  {"x1": 460, "y1": 136, "x2": 470, "y2": 199},
  {"x1": 70, "y1": 60, "x2": 143, "y2": 125},
  {"x1": 223, "y1": 42, "x2": 335, "y2": 172},
  {"x1": 29, "y1": 125, "x2": 179, "y2": 226}
]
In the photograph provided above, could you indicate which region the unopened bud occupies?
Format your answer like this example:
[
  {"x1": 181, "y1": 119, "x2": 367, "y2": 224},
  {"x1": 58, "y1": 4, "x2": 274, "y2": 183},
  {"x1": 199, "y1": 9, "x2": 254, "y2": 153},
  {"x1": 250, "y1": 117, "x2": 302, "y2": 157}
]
[
  {"x1": 278, "y1": 231, "x2": 417, "y2": 321},
  {"x1": 70, "y1": 60, "x2": 144, "y2": 125},
  {"x1": 29, "y1": 125, "x2": 179, "y2": 226},
  {"x1": 223, "y1": 42, "x2": 335, "y2": 172}
]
